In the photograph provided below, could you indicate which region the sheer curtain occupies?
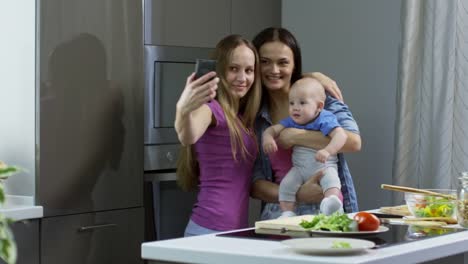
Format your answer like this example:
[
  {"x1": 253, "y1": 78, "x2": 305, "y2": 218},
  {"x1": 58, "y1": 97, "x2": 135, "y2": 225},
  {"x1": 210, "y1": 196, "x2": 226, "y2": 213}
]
[{"x1": 393, "y1": 0, "x2": 468, "y2": 204}]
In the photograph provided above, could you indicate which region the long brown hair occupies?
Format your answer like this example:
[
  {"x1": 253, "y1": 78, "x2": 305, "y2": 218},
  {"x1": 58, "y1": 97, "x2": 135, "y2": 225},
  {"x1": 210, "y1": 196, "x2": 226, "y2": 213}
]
[
  {"x1": 252, "y1": 27, "x2": 303, "y2": 84},
  {"x1": 176, "y1": 35, "x2": 262, "y2": 191}
]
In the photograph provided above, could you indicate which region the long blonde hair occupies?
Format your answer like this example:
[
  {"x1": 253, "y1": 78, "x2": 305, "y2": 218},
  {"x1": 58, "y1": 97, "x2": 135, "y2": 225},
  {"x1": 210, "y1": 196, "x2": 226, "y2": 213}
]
[{"x1": 177, "y1": 35, "x2": 262, "y2": 191}]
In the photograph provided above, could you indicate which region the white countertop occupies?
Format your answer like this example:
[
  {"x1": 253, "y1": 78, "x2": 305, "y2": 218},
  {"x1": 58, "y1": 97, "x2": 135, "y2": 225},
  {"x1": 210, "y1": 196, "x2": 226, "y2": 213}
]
[
  {"x1": 142, "y1": 225, "x2": 468, "y2": 264},
  {"x1": 0, "y1": 195, "x2": 43, "y2": 221}
]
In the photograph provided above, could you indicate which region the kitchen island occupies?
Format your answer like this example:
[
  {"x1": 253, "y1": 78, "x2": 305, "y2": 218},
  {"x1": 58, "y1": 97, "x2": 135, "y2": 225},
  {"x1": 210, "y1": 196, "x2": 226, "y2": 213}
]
[{"x1": 142, "y1": 225, "x2": 468, "y2": 264}]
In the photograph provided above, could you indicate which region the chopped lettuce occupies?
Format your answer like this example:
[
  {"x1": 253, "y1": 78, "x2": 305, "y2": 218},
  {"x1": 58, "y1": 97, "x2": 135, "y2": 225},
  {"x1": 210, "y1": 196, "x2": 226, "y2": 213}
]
[
  {"x1": 414, "y1": 197, "x2": 455, "y2": 218},
  {"x1": 332, "y1": 241, "x2": 352, "y2": 249},
  {"x1": 299, "y1": 212, "x2": 357, "y2": 232}
]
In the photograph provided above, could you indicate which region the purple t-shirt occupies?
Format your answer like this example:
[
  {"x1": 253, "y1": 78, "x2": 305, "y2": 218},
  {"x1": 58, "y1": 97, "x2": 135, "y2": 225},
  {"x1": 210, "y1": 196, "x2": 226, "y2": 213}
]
[{"x1": 191, "y1": 100, "x2": 257, "y2": 231}]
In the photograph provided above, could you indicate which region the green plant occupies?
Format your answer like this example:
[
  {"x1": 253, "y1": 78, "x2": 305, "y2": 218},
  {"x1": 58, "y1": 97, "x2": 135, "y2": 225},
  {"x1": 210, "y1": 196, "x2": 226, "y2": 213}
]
[{"x1": 0, "y1": 161, "x2": 18, "y2": 264}]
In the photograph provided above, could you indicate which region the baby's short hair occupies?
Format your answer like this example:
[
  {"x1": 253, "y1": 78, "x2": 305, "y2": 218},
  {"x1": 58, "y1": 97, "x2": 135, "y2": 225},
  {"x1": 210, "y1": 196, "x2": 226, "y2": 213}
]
[{"x1": 291, "y1": 77, "x2": 326, "y2": 102}]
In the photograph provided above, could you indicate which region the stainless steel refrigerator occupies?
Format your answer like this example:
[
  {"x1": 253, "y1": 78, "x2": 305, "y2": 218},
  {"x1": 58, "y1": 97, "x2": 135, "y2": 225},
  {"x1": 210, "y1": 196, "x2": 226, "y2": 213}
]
[{"x1": 37, "y1": 0, "x2": 143, "y2": 263}]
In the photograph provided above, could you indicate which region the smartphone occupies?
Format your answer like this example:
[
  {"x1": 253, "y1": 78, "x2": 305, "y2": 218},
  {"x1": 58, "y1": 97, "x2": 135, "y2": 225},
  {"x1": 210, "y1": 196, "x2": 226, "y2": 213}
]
[{"x1": 194, "y1": 59, "x2": 217, "y2": 80}]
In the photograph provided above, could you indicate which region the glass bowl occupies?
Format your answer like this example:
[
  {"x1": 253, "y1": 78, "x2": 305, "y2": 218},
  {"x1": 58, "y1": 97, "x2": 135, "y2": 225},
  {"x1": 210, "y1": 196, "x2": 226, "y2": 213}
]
[{"x1": 404, "y1": 189, "x2": 457, "y2": 218}]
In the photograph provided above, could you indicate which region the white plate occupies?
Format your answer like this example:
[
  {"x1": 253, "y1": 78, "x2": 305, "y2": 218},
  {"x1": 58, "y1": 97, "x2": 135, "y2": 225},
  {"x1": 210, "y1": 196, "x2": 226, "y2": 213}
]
[
  {"x1": 282, "y1": 237, "x2": 375, "y2": 254},
  {"x1": 309, "y1": 225, "x2": 389, "y2": 236}
]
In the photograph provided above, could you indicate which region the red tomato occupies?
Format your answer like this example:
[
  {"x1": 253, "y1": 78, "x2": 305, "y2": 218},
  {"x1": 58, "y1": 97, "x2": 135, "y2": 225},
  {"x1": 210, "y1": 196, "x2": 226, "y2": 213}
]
[{"x1": 353, "y1": 212, "x2": 380, "y2": 231}]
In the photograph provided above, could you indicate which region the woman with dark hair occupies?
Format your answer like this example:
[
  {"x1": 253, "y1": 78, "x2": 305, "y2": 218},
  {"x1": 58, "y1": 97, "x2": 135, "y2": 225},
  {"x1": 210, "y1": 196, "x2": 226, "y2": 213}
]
[
  {"x1": 175, "y1": 34, "x2": 262, "y2": 236},
  {"x1": 251, "y1": 27, "x2": 362, "y2": 219}
]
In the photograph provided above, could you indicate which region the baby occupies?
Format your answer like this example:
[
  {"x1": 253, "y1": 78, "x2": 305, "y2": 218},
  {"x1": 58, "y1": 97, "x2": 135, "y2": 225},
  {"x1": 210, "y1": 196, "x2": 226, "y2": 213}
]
[{"x1": 262, "y1": 77, "x2": 348, "y2": 217}]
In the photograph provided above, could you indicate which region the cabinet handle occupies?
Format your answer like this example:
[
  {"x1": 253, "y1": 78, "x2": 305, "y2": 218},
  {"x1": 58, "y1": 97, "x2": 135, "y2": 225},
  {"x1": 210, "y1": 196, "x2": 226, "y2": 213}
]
[
  {"x1": 78, "y1": 223, "x2": 117, "y2": 232},
  {"x1": 144, "y1": 172, "x2": 177, "y2": 182}
]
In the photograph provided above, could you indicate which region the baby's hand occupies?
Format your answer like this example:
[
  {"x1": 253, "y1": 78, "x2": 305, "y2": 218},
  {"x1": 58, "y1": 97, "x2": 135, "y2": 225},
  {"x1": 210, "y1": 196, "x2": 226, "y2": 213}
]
[
  {"x1": 262, "y1": 137, "x2": 278, "y2": 154},
  {"x1": 315, "y1": 149, "x2": 330, "y2": 163}
]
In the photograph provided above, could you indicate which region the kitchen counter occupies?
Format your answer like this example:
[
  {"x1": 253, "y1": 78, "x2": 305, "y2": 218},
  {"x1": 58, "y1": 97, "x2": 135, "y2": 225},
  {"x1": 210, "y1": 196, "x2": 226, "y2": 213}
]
[
  {"x1": 0, "y1": 195, "x2": 43, "y2": 221},
  {"x1": 142, "y1": 224, "x2": 468, "y2": 264}
]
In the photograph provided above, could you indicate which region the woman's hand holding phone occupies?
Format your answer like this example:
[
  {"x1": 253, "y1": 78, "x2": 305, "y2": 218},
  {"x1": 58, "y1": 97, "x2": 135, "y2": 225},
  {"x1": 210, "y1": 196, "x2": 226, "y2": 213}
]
[
  {"x1": 176, "y1": 71, "x2": 219, "y2": 116},
  {"x1": 194, "y1": 59, "x2": 217, "y2": 80}
]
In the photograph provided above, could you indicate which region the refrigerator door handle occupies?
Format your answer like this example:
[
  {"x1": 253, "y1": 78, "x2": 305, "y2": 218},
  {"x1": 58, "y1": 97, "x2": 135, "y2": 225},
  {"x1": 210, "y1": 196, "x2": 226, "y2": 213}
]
[
  {"x1": 78, "y1": 223, "x2": 117, "y2": 232},
  {"x1": 144, "y1": 172, "x2": 177, "y2": 182}
]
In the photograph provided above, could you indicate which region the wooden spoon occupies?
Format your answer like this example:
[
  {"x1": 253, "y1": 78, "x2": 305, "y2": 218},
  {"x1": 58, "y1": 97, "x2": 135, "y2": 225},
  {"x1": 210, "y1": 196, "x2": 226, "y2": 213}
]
[{"x1": 381, "y1": 184, "x2": 456, "y2": 200}]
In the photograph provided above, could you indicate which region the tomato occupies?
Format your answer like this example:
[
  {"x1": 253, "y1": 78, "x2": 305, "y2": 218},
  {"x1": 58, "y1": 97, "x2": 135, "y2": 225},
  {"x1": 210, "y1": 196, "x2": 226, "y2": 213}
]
[{"x1": 353, "y1": 212, "x2": 380, "y2": 231}]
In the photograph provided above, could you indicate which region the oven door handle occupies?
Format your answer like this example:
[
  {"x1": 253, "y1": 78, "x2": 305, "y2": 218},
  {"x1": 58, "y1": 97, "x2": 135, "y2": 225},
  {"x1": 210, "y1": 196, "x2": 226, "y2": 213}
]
[{"x1": 144, "y1": 172, "x2": 177, "y2": 182}]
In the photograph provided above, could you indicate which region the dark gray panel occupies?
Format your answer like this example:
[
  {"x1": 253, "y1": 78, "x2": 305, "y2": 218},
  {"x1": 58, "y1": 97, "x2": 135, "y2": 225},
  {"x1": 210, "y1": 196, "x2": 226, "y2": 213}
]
[
  {"x1": 155, "y1": 180, "x2": 197, "y2": 240},
  {"x1": 231, "y1": 0, "x2": 281, "y2": 40},
  {"x1": 144, "y1": 0, "x2": 230, "y2": 47},
  {"x1": 37, "y1": 0, "x2": 143, "y2": 216},
  {"x1": 0, "y1": 220, "x2": 40, "y2": 264},
  {"x1": 41, "y1": 208, "x2": 144, "y2": 264}
]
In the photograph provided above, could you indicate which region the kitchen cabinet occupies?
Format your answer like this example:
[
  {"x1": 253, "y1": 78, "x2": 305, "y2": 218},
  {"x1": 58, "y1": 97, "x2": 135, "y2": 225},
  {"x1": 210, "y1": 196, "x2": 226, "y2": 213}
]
[
  {"x1": 144, "y1": 0, "x2": 281, "y2": 47},
  {"x1": 231, "y1": 0, "x2": 281, "y2": 41},
  {"x1": 144, "y1": 0, "x2": 231, "y2": 47},
  {"x1": 0, "y1": 220, "x2": 40, "y2": 264},
  {"x1": 38, "y1": 0, "x2": 144, "y2": 261},
  {"x1": 41, "y1": 208, "x2": 143, "y2": 264}
]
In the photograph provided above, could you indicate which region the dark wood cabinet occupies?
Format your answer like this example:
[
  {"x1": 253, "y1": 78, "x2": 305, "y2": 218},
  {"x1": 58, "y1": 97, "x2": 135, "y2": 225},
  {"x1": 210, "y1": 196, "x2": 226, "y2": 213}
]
[
  {"x1": 0, "y1": 220, "x2": 40, "y2": 264},
  {"x1": 41, "y1": 208, "x2": 144, "y2": 264},
  {"x1": 144, "y1": 0, "x2": 281, "y2": 47}
]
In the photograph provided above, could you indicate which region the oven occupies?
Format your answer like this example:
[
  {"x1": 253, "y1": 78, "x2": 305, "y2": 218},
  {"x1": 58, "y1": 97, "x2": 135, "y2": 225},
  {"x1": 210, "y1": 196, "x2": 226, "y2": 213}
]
[
  {"x1": 143, "y1": 45, "x2": 213, "y2": 240},
  {"x1": 144, "y1": 45, "x2": 214, "y2": 170}
]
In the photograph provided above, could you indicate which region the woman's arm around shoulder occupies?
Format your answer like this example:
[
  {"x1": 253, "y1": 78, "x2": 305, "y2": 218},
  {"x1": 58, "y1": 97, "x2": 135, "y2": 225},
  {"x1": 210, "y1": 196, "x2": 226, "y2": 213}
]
[{"x1": 303, "y1": 72, "x2": 343, "y2": 101}]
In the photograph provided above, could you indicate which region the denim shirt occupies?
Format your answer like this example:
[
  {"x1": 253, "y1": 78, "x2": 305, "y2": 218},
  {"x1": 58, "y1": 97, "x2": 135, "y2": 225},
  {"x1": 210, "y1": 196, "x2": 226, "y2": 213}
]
[{"x1": 252, "y1": 94, "x2": 360, "y2": 216}]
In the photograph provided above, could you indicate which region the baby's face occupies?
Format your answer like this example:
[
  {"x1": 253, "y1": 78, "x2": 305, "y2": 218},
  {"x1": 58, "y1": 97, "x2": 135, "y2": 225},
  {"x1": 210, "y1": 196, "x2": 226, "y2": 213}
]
[{"x1": 288, "y1": 84, "x2": 321, "y2": 125}]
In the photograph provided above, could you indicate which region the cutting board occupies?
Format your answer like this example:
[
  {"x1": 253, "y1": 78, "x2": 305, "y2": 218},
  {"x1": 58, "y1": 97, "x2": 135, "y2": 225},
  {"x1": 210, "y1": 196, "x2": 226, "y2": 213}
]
[{"x1": 254, "y1": 214, "x2": 317, "y2": 231}]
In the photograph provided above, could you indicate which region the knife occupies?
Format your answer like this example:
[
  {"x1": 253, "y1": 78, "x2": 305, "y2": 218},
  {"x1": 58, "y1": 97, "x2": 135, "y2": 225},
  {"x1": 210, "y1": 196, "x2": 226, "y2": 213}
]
[
  {"x1": 371, "y1": 213, "x2": 405, "y2": 219},
  {"x1": 370, "y1": 213, "x2": 405, "y2": 224}
]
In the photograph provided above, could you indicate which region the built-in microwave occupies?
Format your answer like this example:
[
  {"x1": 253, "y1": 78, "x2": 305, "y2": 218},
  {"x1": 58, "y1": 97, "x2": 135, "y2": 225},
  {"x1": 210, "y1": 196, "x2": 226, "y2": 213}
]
[
  {"x1": 144, "y1": 45, "x2": 214, "y2": 171},
  {"x1": 143, "y1": 45, "x2": 214, "y2": 240}
]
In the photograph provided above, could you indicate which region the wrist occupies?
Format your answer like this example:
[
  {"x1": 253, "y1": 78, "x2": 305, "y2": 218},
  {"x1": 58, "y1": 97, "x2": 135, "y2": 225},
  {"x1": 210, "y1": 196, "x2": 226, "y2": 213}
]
[
  {"x1": 323, "y1": 147, "x2": 333, "y2": 155},
  {"x1": 176, "y1": 103, "x2": 191, "y2": 118}
]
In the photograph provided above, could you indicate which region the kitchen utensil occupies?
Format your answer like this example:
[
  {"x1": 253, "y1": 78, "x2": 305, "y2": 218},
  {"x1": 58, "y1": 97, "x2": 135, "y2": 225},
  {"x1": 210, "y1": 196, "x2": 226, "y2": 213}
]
[
  {"x1": 403, "y1": 217, "x2": 457, "y2": 225},
  {"x1": 379, "y1": 205, "x2": 412, "y2": 216},
  {"x1": 381, "y1": 184, "x2": 457, "y2": 200},
  {"x1": 254, "y1": 214, "x2": 389, "y2": 236},
  {"x1": 371, "y1": 213, "x2": 405, "y2": 219},
  {"x1": 307, "y1": 226, "x2": 389, "y2": 236}
]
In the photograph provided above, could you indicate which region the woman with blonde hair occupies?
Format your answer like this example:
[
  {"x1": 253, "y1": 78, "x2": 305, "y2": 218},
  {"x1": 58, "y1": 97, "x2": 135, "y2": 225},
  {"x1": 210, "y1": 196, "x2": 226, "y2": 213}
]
[{"x1": 175, "y1": 34, "x2": 262, "y2": 236}]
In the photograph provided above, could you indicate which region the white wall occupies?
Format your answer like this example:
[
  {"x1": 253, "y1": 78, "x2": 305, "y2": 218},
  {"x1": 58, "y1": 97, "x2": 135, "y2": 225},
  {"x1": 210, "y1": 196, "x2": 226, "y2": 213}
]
[
  {"x1": 0, "y1": 2, "x2": 36, "y2": 196},
  {"x1": 282, "y1": 0, "x2": 401, "y2": 210}
]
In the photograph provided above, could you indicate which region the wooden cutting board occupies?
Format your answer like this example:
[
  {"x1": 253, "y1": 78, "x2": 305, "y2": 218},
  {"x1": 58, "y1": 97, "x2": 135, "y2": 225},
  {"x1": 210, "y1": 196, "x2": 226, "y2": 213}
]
[
  {"x1": 379, "y1": 205, "x2": 411, "y2": 216},
  {"x1": 254, "y1": 215, "x2": 317, "y2": 231}
]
